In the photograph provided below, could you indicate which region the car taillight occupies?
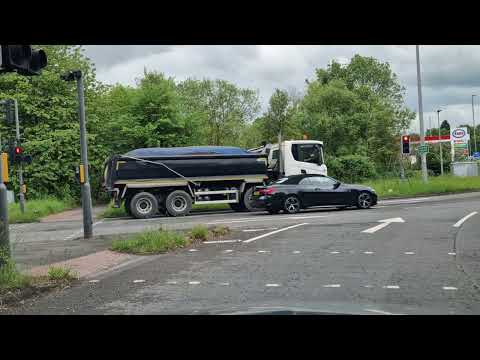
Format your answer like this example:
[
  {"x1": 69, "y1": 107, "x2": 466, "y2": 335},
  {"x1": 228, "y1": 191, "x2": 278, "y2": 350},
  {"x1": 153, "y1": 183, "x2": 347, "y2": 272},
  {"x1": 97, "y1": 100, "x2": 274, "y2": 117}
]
[{"x1": 260, "y1": 187, "x2": 277, "y2": 195}]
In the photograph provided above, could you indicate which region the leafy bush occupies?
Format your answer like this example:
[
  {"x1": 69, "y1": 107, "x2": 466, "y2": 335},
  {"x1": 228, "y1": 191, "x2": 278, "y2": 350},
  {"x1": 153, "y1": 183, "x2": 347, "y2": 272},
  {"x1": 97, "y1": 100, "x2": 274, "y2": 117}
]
[{"x1": 328, "y1": 155, "x2": 377, "y2": 183}]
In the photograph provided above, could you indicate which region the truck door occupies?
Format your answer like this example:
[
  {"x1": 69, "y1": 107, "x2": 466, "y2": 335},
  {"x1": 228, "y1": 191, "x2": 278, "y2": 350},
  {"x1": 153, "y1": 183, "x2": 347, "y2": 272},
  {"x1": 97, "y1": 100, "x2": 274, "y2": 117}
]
[{"x1": 290, "y1": 143, "x2": 326, "y2": 175}]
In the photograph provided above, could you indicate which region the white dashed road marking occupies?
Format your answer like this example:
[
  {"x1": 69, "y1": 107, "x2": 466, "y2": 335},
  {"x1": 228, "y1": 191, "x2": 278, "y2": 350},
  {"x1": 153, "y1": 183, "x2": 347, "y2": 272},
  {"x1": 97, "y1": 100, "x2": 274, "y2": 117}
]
[
  {"x1": 243, "y1": 223, "x2": 309, "y2": 243},
  {"x1": 404, "y1": 252, "x2": 415, "y2": 255},
  {"x1": 364, "y1": 308, "x2": 398, "y2": 315},
  {"x1": 448, "y1": 252, "x2": 456, "y2": 256},
  {"x1": 167, "y1": 281, "x2": 178, "y2": 285},
  {"x1": 383, "y1": 285, "x2": 400, "y2": 289},
  {"x1": 189, "y1": 249, "x2": 199, "y2": 252},
  {"x1": 442, "y1": 286, "x2": 458, "y2": 291},
  {"x1": 88, "y1": 280, "x2": 99, "y2": 283},
  {"x1": 223, "y1": 249, "x2": 233, "y2": 253},
  {"x1": 323, "y1": 284, "x2": 341, "y2": 288},
  {"x1": 189, "y1": 281, "x2": 200, "y2": 285},
  {"x1": 258, "y1": 250, "x2": 270, "y2": 253},
  {"x1": 242, "y1": 228, "x2": 278, "y2": 232},
  {"x1": 292, "y1": 251, "x2": 301, "y2": 254},
  {"x1": 203, "y1": 239, "x2": 241, "y2": 244},
  {"x1": 265, "y1": 283, "x2": 281, "y2": 287},
  {"x1": 133, "y1": 280, "x2": 146, "y2": 283},
  {"x1": 364, "y1": 251, "x2": 374, "y2": 255},
  {"x1": 330, "y1": 251, "x2": 340, "y2": 254},
  {"x1": 219, "y1": 282, "x2": 230, "y2": 286},
  {"x1": 453, "y1": 211, "x2": 478, "y2": 228}
]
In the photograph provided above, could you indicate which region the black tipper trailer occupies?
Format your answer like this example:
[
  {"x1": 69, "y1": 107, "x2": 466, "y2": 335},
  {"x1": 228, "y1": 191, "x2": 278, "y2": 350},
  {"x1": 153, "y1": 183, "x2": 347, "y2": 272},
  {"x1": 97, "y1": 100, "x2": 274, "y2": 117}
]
[{"x1": 103, "y1": 146, "x2": 269, "y2": 218}]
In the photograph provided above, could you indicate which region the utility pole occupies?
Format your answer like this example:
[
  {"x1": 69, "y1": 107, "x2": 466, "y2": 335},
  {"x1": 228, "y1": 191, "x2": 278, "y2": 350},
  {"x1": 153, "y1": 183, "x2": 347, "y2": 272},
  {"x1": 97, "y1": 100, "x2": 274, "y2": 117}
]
[
  {"x1": 437, "y1": 110, "x2": 444, "y2": 175},
  {"x1": 61, "y1": 70, "x2": 93, "y2": 238},
  {"x1": 472, "y1": 95, "x2": 477, "y2": 154},
  {"x1": 416, "y1": 45, "x2": 428, "y2": 182},
  {"x1": 14, "y1": 99, "x2": 25, "y2": 213}
]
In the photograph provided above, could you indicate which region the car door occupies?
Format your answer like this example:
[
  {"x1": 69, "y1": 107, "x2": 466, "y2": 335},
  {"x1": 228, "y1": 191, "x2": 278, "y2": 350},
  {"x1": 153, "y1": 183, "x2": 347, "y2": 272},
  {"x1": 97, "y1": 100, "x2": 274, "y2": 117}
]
[
  {"x1": 307, "y1": 176, "x2": 342, "y2": 205},
  {"x1": 296, "y1": 176, "x2": 318, "y2": 207}
]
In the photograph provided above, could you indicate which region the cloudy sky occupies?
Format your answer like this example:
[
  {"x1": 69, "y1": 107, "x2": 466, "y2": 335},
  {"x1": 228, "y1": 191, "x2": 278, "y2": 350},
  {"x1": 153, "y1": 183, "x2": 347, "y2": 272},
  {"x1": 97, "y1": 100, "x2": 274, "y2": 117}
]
[{"x1": 83, "y1": 45, "x2": 480, "y2": 132}]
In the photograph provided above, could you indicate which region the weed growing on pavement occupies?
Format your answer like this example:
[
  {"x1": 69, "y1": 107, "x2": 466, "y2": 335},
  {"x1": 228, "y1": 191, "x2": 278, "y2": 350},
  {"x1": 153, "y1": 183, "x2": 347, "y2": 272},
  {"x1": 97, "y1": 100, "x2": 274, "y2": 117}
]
[
  {"x1": 110, "y1": 229, "x2": 189, "y2": 255},
  {"x1": 47, "y1": 266, "x2": 78, "y2": 281},
  {"x1": 0, "y1": 248, "x2": 31, "y2": 291},
  {"x1": 211, "y1": 225, "x2": 231, "y2": 238},
  {"x1": 190, "y1": 225, "x2": 209, "y2": 241}
]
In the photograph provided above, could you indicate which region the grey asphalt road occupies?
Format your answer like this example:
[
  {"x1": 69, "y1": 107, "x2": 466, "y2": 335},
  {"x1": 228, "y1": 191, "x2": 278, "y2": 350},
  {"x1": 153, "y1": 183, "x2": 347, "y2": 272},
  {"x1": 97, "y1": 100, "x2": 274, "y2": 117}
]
[{"x1": 6, "y1": 192, "x2": 480, "y2": 314}]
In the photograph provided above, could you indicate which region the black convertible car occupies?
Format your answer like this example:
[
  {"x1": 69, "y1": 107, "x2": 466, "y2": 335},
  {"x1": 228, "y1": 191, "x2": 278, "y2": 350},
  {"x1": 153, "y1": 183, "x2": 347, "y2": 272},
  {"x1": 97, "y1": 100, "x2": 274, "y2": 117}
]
[{"x1": 252, "y1": 174, "x2": 377, "y2": 214}]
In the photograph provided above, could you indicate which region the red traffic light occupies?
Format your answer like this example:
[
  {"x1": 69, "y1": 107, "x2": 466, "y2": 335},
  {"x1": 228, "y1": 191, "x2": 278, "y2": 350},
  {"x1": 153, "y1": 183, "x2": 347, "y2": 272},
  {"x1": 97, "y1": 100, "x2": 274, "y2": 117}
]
[
  {"x1": 15, "y1": 146, "x2": 22, "y2": 155},
  {"x1": 403, "y1": 136, "x2": 410, "y2": 142}
]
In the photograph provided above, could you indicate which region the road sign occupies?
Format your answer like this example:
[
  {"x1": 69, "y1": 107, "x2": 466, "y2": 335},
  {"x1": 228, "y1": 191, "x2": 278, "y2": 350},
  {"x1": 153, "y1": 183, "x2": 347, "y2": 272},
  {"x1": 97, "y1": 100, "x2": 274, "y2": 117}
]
[
  {"x1": 418, "y1": 144, "x2": 429, "y2": 154},
  {"x1": 473, "y1": 152, "x2": 480, "y2": 160},
  {"x1": 454, "y1": 143, "x2": 468, "y2": 148}
]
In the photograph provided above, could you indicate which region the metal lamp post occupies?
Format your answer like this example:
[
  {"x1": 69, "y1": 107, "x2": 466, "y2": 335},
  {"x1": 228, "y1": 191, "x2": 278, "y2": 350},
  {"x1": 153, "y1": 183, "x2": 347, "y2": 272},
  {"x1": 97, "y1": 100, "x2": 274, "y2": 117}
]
[
  {"x1": 436, "y1": 110, "x2": 444, "y2": 175},
  {"x1": 416, "y1": 45, "x2": 428, "y2": 182},
  {"x1": 61, "y1": 70, "x2": 93, "y2": 239},
  {"x1": 472, "y1": 95, "x2": 477, "y2": 155}
]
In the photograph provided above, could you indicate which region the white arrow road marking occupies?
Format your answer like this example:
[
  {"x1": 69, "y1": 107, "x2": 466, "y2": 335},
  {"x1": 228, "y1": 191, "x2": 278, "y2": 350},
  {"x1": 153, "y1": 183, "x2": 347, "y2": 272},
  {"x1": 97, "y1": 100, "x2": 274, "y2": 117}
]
[
  {"x1": 453, "y1": 211, "x2": 478, "y2": 228},
  {"x1": 362, "y1": 217, "x2": 405, "y2": 234},
  {"x1": 243, "y1": 223, "x2": 309, "y2": 243}
]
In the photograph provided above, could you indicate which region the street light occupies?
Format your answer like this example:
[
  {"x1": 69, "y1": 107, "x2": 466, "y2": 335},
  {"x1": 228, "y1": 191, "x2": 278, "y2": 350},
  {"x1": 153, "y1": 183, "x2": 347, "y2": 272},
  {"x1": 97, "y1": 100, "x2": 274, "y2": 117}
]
[
  {"x1": 472, "y1": 95, "x2": 477, "y2": 154},
  {"x1": 61, "y1": 70, "x2": 93, "y2": 239},
  {"x1": 437, "y1": 109, "x2": 444, "y2": 175},
  {"x1": 416, "y1": 45, "x2": 428, "y2": 182}
]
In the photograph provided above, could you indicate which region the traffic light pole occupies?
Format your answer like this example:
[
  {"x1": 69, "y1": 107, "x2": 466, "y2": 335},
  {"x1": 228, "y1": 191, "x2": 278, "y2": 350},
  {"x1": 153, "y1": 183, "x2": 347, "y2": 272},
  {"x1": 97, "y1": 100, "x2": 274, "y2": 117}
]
[
  {"x1": 14, "y1": 99, "x2": 25, "y2": 213},
  {"x1": 0, "y1": 130, "x2": 9, "y2": 257},
  {"x1": 76, "y1": 72, "x2": 93, "y2": 239}
]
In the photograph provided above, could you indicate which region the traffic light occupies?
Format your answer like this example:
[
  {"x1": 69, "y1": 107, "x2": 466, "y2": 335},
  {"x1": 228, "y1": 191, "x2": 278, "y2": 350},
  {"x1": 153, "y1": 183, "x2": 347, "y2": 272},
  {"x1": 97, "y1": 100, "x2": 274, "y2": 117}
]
[
  {"x1": 8, "y1": 144, "x2": 32, "y2": 165},
  {"x1": 0, "y1": 99, "x2": 15, "y2": 125},
  {"x1": 401, "y1": 135, "x2": 410, "y2": 154},
  {"x1": 1, "y1": 45, "x2": 47, "y2": 76}
]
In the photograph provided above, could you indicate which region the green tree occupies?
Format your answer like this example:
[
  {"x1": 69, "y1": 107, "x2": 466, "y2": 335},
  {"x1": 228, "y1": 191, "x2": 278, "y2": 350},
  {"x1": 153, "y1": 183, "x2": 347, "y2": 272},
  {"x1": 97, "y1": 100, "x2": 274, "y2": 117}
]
[{"x1": 298, "y1": 55, "x2": 415, "y2": 173}]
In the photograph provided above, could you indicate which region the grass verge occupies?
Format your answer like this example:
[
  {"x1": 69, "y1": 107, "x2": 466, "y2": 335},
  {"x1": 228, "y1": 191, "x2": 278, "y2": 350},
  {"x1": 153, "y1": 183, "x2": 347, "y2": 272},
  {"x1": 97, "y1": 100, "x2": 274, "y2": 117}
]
[
  {"x1": 362, "y1": 175, "x2": 480, "y2": 198},
  {"x1": 190, "y1": 225, "x2": 209, "y2": 241},
  {"x1": 8, "y1": 197, "x2": 75, "y2": 224},
  {"x1": 110, "y1": 229, "x2": 189, "y2": 255}
]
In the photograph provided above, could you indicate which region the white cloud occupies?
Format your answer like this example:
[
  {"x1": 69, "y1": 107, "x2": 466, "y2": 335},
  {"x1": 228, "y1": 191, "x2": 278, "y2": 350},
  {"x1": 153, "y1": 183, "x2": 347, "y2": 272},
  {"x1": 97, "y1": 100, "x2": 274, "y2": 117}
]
[{"x1": 84, "y1": 45, "x2": 480, "y2": 132}]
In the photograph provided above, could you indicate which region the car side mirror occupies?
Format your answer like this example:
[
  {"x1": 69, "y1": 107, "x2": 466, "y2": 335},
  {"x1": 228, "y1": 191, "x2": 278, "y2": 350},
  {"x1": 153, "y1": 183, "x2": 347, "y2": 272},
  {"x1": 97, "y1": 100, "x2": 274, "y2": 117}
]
[{"x1": 333, "y1": 181, "x2": 341, "y2": 189}]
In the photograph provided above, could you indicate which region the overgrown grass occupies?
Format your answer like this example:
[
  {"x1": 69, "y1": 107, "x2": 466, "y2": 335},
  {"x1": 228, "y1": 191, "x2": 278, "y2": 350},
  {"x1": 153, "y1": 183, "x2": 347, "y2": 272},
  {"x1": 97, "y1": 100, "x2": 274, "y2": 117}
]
[
  {"x1": 0, "y1": 248, "x2": 31, "y2": 291},
  {"x1": 190, "y1": 225, "x2": 209, "y2": 241},
  {"x1": 8, "y1": 197, "x2": 75, "y2": 224},
  {"x1": 110, "y1": 229, "x2": 189, "y2": 255},
  {"x1": 101, "y1": 202, "x2": 128, "y2": 218},
  {"x1": 362, "y1": 175, "x2": 480, "y2": 198},
  {"x1": 47, "y1": 266, "x2": 78, "y2": 281}
]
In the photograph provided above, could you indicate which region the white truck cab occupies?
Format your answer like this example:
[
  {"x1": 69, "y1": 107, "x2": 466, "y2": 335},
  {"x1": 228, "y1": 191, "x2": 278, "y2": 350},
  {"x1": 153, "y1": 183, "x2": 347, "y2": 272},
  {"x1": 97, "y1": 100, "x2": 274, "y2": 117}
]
[{"x1": 250, "y1": 140, "x2": 327, "y2": 177}]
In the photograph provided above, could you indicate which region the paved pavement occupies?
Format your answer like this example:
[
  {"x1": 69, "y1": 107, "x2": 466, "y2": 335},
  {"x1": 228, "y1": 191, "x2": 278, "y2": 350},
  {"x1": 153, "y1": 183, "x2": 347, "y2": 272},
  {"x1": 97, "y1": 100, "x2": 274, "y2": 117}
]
[{"x1": 5, "y1": 192, "x2": 480, "y2": 314}]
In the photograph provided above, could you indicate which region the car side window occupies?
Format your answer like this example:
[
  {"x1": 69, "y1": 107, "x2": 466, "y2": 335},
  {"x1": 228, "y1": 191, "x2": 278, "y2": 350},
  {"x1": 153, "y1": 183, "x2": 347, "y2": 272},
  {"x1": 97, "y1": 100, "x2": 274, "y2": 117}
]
[
  {"x1": 309, "y1": 176, "x2": 336, "y2": 187},
  {"x1": 299, "y1": 177, "x2": 312, "y2": 185}
]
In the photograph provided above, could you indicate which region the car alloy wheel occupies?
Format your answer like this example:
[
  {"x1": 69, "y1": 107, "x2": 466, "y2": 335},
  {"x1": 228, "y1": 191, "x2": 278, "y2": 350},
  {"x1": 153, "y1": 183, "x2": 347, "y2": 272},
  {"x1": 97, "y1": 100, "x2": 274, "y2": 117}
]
[
  {"x1": 284, "y1": 196, "x2": 300, "y2": 214},
  {"x1": 358, "y1": 192, "x2": 372, "y2": 209}
]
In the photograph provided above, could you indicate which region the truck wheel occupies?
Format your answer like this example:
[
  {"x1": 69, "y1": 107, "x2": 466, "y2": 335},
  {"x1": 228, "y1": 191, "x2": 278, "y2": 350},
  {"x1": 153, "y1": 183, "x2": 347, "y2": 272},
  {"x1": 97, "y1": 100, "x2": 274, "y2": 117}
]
[
  {"x1": 243, "y1": 187, "x2": 265, "y2": 212},
  {"x1": 166, "y1": 190, "x2": 192, "y2": 217},
  {"x1": 130, "y1": 192, "x2": 158, "y2": 219}
]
